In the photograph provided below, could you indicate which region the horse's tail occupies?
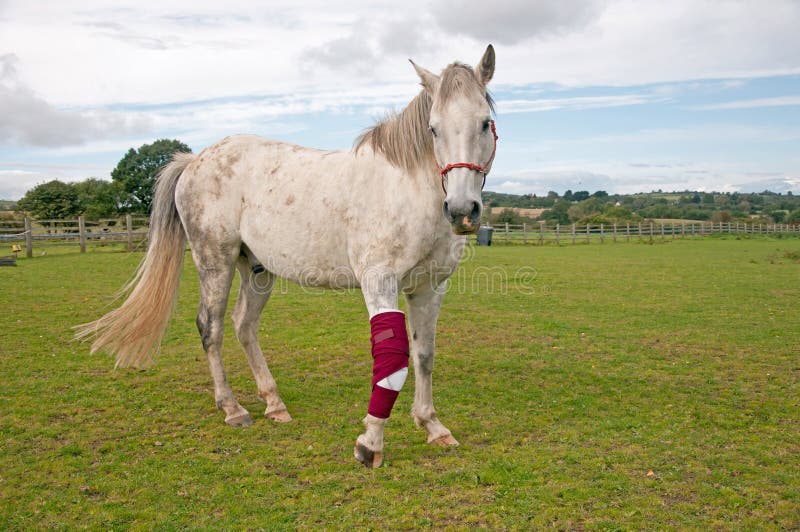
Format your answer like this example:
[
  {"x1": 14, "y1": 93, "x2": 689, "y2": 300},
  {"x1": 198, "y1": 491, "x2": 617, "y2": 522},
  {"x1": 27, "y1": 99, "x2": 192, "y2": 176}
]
[{"x1": 75, "y1": 152, "x2": 195, "y2": 368}]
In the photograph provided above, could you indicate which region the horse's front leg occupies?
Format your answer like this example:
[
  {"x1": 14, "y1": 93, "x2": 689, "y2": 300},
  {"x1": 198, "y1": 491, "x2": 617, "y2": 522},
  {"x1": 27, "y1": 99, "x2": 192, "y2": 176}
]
[
  {"x1": 354, "y1": 269, "x2": 408, "y2": 468},
  {"x1": 406, "y1": 286, "x2": 459, "y2": 446}
]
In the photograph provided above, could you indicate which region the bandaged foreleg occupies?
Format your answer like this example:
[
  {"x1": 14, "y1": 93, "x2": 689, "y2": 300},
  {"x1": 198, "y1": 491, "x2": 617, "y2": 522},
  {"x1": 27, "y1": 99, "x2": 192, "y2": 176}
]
[{"x1": 367, "y1": 310, "x2": 409, "y2": 419}]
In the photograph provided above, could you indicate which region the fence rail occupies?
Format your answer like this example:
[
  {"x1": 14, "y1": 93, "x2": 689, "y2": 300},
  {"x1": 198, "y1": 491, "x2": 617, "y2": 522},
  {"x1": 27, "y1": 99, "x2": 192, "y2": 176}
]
[
  {"x1": 0, "y1": 215, "x2": 148, "y2": 257},
  {"x1": 477, "y1": 221, "x2": 800, "y2": 246},
  {"x1": 1, "y1": 217, "x2": 799, "y2": 257}
]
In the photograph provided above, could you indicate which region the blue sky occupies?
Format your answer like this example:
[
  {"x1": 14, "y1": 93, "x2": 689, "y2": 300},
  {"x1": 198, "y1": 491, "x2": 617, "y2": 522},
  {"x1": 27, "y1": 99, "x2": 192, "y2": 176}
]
[{"x1": 1, "y1": 0, "x2": 799, "y2": 200}]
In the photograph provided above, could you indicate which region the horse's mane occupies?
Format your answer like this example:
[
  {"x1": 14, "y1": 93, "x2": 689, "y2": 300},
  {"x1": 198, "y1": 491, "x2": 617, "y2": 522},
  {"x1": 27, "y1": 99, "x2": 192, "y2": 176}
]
[{"x1": 354, "y1": 63, "x2": 494, "y2": 174}]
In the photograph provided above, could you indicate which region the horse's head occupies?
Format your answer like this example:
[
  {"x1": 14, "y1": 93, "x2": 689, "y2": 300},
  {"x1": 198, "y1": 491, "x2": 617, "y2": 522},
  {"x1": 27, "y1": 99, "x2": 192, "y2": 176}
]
[{"x1": 412, "y1": 45, "x2": 496, "y2": 235}]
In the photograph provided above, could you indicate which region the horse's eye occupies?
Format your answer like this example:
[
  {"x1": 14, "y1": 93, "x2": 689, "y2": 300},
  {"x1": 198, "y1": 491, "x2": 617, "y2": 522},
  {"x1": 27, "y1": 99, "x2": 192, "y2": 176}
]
[
  {"x1": 482, "y1": 120, "x2": 491, "y2": 132},
  {"x1": 429, "y1": 125, "x2": 438, "y2": 138}
]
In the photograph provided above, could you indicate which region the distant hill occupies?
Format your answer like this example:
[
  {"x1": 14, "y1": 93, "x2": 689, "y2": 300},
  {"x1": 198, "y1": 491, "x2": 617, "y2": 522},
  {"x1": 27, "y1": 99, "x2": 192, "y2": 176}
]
[{"x1": 0, "y1": 200, "x2": 17, "y2": 211}]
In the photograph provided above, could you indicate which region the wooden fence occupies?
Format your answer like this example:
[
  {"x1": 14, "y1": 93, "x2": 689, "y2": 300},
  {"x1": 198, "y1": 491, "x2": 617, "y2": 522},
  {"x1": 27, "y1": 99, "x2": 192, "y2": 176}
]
[
  {"x1": 0, "y1": 215, "x2": 149, "y2": 257},
  {"x1": 478, "y1": 221, "x2": 800, "y2": 245},
  {"x1": 1, "y1": 217, "x2": 799, "y2": 257}
]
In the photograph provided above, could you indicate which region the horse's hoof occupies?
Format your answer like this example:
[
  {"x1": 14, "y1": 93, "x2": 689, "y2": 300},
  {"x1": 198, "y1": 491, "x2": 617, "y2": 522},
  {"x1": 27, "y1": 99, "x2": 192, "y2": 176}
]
[
  {"x1": 354, "y1": 443, "x2": 383, "y2": 468},
  {"x1": 434, "y1": 434, "x2": 460, "y2": 447},
  {"x1": 225, "y1": 413, "x2": 253, "y2": 427},
  {"x1": 265, "y1": 409, "x2": 292, "y2": 423}
]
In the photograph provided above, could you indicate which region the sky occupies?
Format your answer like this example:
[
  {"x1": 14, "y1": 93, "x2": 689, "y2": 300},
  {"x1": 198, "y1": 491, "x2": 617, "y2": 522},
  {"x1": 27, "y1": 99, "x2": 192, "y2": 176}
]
[{"x1": 1, "y1": 0, "x2": 799, "y2": 200}]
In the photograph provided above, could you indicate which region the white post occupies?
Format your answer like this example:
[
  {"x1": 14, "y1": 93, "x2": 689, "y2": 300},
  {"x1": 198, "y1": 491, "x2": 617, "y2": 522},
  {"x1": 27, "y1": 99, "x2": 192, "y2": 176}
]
[{"x1": 78, "y1": 216, "x2": 86, "y2": 253}]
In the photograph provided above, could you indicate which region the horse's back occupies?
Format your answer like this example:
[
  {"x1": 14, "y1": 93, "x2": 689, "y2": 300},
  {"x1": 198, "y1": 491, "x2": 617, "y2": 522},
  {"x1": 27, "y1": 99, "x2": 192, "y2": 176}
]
[
  {"x1": 174, "y1": 135, "x2": 366, "y2": 285},
  {"x1": 174, "y1": 134, "x2": 455, "y2": 287}
]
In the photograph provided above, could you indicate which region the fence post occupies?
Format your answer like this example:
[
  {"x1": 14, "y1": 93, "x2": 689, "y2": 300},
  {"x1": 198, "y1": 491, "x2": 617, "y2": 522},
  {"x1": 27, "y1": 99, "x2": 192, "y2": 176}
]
[
  {"x1": 78, "y1": 216, "x2": 86, "y2": 253},
  {"x1": 650, "y1": 222, "x2": 654, "y2": 242},
  {"x1": 613, "y1": 223, "x2": 617, "y2": 243},
  {"x1": 522, "y1": 223, "x2": 527, "y2": 245},
  {"x1": 539, "y1": 222, "x2": 544, "y2": 245},
  {"x1": 126, "y1": 214, "x2": 133, "y2": 251},
  {"x1": 600, "y1": 224, "x2": 605, "y2": 244},
  {"x1": 638, "y1": 222, "x2": 642, "y2": 242},
  {"x1": 505, "y1": 222, "x2": 509, "y2": 245},
  {"x1": 572, "y1": 224, "x2": 576, "y2": 244},
  {"x1": 626, "y1": 222, "x2": 630, "y2": 242},
  {"x1": 556, "y1": 224, "x2": 560, "y2": 245},
  {"x1": 586, "y1": 224, "x2": 590, "y2": 243},
  {"x1": 24, "y1": 217, "x2": 33, "y2": 258}
]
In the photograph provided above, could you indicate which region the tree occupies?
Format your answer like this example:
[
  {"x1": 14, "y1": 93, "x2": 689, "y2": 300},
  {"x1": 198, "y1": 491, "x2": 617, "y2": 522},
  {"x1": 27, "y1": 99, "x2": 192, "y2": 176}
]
[
  {"x1": 567, "y1": 197, "x2": 604, "y2": 222},
  {"x1": 572, "y1": 190, "x2": 590, "y2": 201},
  {"x1": 16, "y1": 180, "x2": 81, "y2": 220},
  {"x1": 111, "y1": 139, "x2": 191, "y2": 214},
  {"x1": 711, "y1": 210, "x2": 732, "y2": 223},
  {"x1": 539, "y1": 200, "x2": 570, "y2": 225},
  {"x1": 494, "y1": 208, "x2": 521, "y2": 225},
  {"x1": 73, "y1": 178, "x2": 126, "y2": 219}
]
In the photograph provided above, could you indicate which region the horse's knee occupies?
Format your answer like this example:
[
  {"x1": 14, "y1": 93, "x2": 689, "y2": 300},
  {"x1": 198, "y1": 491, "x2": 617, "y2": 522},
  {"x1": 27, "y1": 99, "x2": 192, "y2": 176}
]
[
  {"x1": 196, "y1": 308, "x2": 212, "y2": 350},
  {"x1": 196, "y1": 306, "x2": 224, "y2": 350}
]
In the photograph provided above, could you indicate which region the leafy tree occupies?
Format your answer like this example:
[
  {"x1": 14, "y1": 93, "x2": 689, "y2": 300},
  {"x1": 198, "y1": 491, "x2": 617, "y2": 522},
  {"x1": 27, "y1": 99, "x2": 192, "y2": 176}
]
[
  {"x1": 572, "y1": 190, "x2": 590, "y2": 202},
  {"x1": 567, "y1": 197, "x2": 604, "y2": 222},
  {"x1": 787, "y1": 209, "x2": 800, "y2": 224},
  {"x1": 73, "y1": 178, "x2": 126, "y2": 219},
  {"x1": 711, "y1": 210, "x2": 732, "y2": 223},
  {"x1": 539, "y1": 200, "x2": 570, "y2": 225},
  {"x1": 766, "y1": 210, "x2": 786, "y2": 223},
  {"x1": 111, "y1": 139, "x2": 191, "y2": 214},
  {"x1": 494, "y1": 208, "x2": 522, "y2": 225},
  {"x1": 16, "y1": 180, "x2": 81, "y2": 219}
]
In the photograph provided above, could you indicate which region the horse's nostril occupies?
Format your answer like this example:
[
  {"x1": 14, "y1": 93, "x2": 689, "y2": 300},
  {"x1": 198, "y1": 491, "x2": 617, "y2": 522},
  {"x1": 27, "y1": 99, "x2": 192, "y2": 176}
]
[
  {"x1": 443, "y1": 200, "x2": 451, "y2": 217},
  {"x1": 470, "y1": 201, "x2": 481, "y2": 219}
]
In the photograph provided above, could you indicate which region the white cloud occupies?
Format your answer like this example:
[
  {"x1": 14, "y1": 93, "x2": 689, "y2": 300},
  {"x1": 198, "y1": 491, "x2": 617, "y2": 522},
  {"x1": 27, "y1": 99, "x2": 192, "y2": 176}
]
[
  {"x1": 0, "y1": 169, "x2": 96, "y2": 200},
  {"x1": 488, "y1": 162, "x2": 800, "y2": 195},
  {"x1": 3, "y1": 0, "x2": 799, "y2": 106},
  {"x1": 431, "y1": 0, "x2": 603, "y2": 45},
  {"x1": 688, "y1": 96, "x2": 800, "y2": 111},
  {"x1": 498, "y1": 93, "x2": 666, "y2": 113},
  {"x1": 0, "y1": 54, "x2": 152, "y2": 147}
]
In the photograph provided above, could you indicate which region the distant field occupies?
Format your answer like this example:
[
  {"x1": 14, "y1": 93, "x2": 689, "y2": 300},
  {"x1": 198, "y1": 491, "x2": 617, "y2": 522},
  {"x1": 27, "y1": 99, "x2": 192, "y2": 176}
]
[{"x1": 1, "y1": 238, "x2": 799, "y2": 529}]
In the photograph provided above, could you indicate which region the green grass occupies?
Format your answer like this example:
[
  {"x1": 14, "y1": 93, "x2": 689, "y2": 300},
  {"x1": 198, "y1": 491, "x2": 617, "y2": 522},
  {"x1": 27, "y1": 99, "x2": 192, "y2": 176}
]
[{"x1": 1, "y1": 238, "x2": 799, "y2": 529}]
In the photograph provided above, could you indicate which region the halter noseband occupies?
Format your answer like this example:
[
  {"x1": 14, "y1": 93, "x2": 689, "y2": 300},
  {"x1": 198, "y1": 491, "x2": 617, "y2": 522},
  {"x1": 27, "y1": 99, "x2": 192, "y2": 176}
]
[{"x1": 437, "y1": 119, "x2": 498, "y2": 194}]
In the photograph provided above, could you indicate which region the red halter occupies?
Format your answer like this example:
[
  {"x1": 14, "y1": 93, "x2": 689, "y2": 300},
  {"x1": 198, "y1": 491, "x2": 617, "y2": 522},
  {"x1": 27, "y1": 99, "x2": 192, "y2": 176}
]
[{"x1": 437, "y1": 119, "x2": 498, "y2": 194}]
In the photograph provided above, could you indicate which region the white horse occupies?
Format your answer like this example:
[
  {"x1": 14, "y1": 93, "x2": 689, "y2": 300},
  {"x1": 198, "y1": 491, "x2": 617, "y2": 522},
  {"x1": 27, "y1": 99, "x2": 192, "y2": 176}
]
[{"x1": 77, "y1": 45, "x2": 497, "y2": 467}]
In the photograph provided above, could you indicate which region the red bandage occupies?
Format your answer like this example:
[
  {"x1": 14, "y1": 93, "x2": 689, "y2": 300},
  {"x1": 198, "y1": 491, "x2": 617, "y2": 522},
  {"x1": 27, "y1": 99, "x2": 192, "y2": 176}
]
[{"x1": 367, "y1": 310, "x2": 409, "y2": 419}]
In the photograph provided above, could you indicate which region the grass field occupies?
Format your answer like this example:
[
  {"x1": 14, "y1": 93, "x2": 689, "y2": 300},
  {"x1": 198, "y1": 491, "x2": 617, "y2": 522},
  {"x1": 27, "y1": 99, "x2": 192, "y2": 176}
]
[{"x1": 1, "y1": 237, "x2": 799, "y2": 529}]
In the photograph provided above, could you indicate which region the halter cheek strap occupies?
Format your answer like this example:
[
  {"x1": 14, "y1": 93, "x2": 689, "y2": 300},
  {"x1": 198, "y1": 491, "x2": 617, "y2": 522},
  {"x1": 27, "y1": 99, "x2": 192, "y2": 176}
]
[{"x1": 437, "y1": 120, "x2": 498, "y2": 194}]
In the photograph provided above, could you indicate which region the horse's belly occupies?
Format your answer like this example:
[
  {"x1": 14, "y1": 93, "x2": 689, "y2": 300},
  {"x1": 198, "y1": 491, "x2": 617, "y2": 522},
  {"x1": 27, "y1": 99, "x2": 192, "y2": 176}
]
[{"x1": 241, "y1": 223, "x2": 358, "y2": 289}]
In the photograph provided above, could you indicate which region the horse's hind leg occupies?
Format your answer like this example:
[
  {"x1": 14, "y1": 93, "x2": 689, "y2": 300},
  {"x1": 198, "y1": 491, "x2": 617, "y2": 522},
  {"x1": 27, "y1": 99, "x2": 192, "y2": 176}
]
[
  {"x1": 194, "y1": 247, "x2": 252, "y2": 427},
  {"x1": 232, "y1": 258, "x2": 291, "y2": 422}
]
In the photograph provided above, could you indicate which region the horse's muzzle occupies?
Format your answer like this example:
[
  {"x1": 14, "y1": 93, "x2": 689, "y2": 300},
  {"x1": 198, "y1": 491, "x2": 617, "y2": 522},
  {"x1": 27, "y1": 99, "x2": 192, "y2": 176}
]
[
  {"x1": 444, "y1": 199, "x2": 481, "y2": 235},
  {"x1": 452, "y1": 216, "x2": 480, "y2": 235}
]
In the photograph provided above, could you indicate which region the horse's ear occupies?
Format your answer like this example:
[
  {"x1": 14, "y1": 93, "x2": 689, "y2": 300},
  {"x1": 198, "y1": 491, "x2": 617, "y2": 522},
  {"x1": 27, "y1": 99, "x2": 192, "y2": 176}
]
[
  {"x1": 475, "y1": 44, "x2": 495, "y2": 86},
  {"x1": 410, "y1": 59, "x2": 440, "y2": 94}
]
